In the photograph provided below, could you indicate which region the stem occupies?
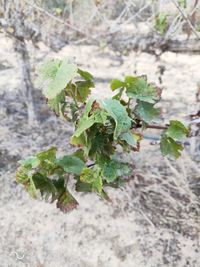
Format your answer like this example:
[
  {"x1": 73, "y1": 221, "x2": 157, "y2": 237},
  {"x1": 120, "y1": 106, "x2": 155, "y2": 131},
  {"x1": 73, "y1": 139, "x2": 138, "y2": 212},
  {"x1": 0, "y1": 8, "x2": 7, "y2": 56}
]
[
  {"x1": 68, "y1": 83, "x2": 79, "y2": 110},
  {"x1": 132, "y1": 123, "x2": 168, "y2": 130},
  {"x1": 74, "y1": 85, "x2": 79, "y2": 109},
  {"x1": 87, "y1": 163, "x2": 95, "y2": 168},
  {"x1": 146, "y1": 124, "x2": 168, "y2": 130}
]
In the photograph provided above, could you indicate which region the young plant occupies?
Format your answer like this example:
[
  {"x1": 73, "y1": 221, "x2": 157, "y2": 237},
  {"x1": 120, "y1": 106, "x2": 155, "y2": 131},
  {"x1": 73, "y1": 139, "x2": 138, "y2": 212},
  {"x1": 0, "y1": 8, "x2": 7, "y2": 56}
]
[
  {"x1": 154, "y1": 13, "x2": 169, "y2": 35},
  {"x1": 16, "y1": 58, "x2": 189, "y2": 212},
  {"x1": 178, "y1": 0, "x2": 187, "y2": 8}
]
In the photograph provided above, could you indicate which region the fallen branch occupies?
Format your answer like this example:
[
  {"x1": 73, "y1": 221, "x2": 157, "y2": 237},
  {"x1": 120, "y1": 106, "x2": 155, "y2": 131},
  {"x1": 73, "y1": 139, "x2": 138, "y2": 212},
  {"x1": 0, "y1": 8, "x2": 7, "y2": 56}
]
[{"x1": 110, "y1": 34, "x2": 200, "y2": 54}]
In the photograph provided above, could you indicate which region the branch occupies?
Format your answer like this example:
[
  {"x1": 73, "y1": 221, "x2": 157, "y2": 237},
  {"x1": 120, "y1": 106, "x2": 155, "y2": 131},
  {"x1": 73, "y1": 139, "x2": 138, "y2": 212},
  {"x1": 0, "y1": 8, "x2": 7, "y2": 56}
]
[
  {"x1": 87, "y1": 163, "x2": 95, "y2": 168},
  {"x1": 25, "y1": 1, "x2": 99, "y2": 45},
  {"x1": 171, "y1": 0, "x2": 200, "y2": 39},
  {"x1": 110, "y1": 35, "x2": 200, "y2": 54},
  {"x1": 131, "y1": 123, "x2": 168, "y2": 130},
  {"x1": 146, "y1": 124, "x2": 168, "y2": 130}
]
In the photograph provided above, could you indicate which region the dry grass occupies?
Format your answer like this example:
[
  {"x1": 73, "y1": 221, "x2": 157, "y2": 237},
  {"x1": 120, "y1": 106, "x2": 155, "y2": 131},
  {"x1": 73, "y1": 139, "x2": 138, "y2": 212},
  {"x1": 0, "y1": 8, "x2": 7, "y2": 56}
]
[{"x1": 126, "y1": 150, "x2": 200, "y2": 239}]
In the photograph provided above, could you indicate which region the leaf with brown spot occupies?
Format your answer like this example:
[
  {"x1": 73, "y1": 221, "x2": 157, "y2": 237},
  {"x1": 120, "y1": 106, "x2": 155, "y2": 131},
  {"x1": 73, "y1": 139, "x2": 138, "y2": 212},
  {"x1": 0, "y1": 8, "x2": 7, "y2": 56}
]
[{"x1": 57, "y1": 189, "x2": 78, "y2": 213}]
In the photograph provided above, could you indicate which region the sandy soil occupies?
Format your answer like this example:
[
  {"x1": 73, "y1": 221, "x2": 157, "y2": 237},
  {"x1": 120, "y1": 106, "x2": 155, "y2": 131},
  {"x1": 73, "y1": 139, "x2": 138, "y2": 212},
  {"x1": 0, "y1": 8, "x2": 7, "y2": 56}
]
[{"x1": 0, "y1": 34, "x2": 200, "y2": 267}]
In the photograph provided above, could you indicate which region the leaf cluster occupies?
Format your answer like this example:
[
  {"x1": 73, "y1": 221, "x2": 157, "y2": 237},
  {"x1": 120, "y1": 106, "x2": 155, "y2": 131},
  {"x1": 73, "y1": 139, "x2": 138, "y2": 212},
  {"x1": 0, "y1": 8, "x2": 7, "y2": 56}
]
[{"x1": 16, "y1": 58, "x2": 189, "y2": 212}]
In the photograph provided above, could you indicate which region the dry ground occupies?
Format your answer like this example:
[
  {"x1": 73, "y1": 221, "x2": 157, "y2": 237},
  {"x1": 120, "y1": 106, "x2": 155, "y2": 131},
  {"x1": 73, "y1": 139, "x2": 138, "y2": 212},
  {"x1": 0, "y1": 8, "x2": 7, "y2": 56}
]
[{"x1": 0, "y1": 34, "x2": 200, "y2": 267}]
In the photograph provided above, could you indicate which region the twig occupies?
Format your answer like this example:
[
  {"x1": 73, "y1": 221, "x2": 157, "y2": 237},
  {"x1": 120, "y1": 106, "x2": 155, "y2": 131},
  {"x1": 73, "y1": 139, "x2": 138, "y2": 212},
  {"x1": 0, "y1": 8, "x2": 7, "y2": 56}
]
[
  {"x1": 132, "y1": 124, "x2": 168, "y2": 130},
  {"x1": 108, "y1": 5, "x2": 129, "y2": 33},
  {"x1": 109, "y1": 2, "x2": 151, "y2": 35},
  {"x1": 25, "y1": 1, "x2": 99, "y2": 44},
  {"x1": 87, "y1": 163, "x2": 95, "y2": 168},
  {"x1": 146, "y1": 124, "x2": 168, "y2": 130},
  {"x1": 171, "y1": 0, "x2": 200, "y2": 39},
  {"x1": 164, "y1": 14, "x2": 183, "y2": 39}
]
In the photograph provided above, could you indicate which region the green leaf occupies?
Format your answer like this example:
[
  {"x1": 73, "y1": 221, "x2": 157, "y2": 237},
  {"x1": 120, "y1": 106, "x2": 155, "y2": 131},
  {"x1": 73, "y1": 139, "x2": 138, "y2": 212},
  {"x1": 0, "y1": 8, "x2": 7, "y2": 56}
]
[
  {"x1": 32, "y1": 174, "x2": 79, "y2": 213},
  {"x1": 155, "y1": 13, "x2": 168, "y2": 35},
  {"x1": 93, "y1": 175, "x2": 103, "y2": 194},
  {"x1": 16, "y1": 166, "x2": 37, "y2": 198},
  {"x1": 75, "y1": 178, "x2": 110, "y2": 200},
  {"x1": 83, "y1": 98, "x2": 94, "y2": 116},
  {"x1": 88, "y1": 130, "x2": 115, "y2": 159},
  {"x1": 160, "y1": 136, "x2": 183, "y2": 159},
  {"x1": 75, "y1": 179, "x2": 93, "y2": 192},
  {"x1": 39, "y1": 58, "x2": 77, "y2": 99},
  {"x1": 70, "y1": 132, "x2": 87, "y2": 147},
  {"x1": 36, "y1": 147, "x2": 57, "y2": 173},
  {"x1": 16, "y1": 147, "x2": 60, "y2": 199},
  {"x1": 112, "y1": 88, "x2": 124, "y2": 100},
  {"x1": 56, "y1": 189, "x2": 78, "y2": 213},
  {"x1": 125, "y1": 76, "x2": 160, "y2": 103},
  {"x1": 19, "y1": 156, "x2": 40, "y2": 168},
  {"x1": 37, "y1": 59, "x2": 60, "y2": 82},
  {"x1": 16, "y1": 167, "x2": 29, "y2": 185},
  {"x1": 53, "y1": 178, "x2": 78, "y2": 212},
  {"x1": 74, "y1": 117, "x2": 96, "y2": 138},
  {"x1": 73, "y1": 99, "x2": 94, "y2": 137},
  {"x1": 32, "y1": 173, "x2": 57, "y2": 199},
  {"x1": 73, "y1": 100, "x2": 107, "y2": 137},
  {"x1": 91, "y1": 109, "x2": 108, "y2": 125},
  {"x1": 80, "y1": 168, "x2": 94, "y2": 183},
  {"x1": 47, "y1": 90, "x2": 66, "y2": 115},
  {"x1": 78, "y1": 68, "x2": 93, "y2": 81},
  {"x1": 102, "y1": 160, "x2": 130, "y2": 183},
  {"x1": 165, "y1": 120, "x2": 189, "y2": 140},
  {"x1": 80, "y1": 167, "x2": 103, "y2": 193},
  {"x1": 134, "y1": 101, "x2": 160, "y2": 123},
  {"x1": 17, "y1": 150, "x2": 57, "y2": 197},
  {"x1": 110, "y1": 79, "x2": 125, "y2": 91},
  {"x1": 16, "y1": 147, "x2": 80, "y2": 212},
  {"x1": 56, "y1": 155, "x2": 85, "y2": 175},
  {"x1": 72, "y1": 149, "x2": 86, "y2": 162},
  {"x1": 75, "y1": 80, "x2": 94, "y2": 103},
  {"x1": 120, "y1": 131, "x2": 141, "y2": 149},
  {"x1": 36, "y1": 147, "x2": 57, "y2": 162},
  {"x1": 100, "y1": 99, "x2": 132, "y2": 139}
]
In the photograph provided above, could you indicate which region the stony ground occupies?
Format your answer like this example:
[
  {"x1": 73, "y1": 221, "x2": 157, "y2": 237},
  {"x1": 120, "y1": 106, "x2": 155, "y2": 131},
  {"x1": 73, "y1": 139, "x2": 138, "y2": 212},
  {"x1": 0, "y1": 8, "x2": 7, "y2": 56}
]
[{"x1": 0, "y1": 34, "x2": 200, "y2": 267}]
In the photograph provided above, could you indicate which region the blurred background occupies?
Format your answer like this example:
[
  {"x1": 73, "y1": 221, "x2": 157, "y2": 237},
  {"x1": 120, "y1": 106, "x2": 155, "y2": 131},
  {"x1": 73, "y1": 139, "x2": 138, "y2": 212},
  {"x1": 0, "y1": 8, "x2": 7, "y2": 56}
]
[{"x1": 0, "y1": 0, "x2": 200, "y2": 266}]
